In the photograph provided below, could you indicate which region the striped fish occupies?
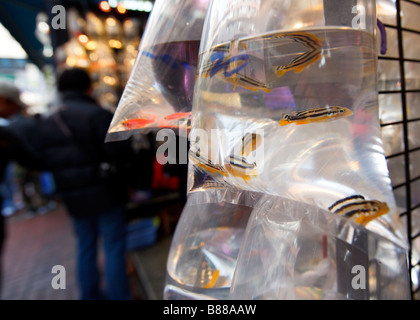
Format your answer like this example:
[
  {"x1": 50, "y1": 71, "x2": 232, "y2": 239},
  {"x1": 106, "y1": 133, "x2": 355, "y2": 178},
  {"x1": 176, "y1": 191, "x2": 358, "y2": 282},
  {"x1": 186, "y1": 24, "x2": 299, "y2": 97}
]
[
  {"x1": 189, "y1": 149, "x2": 228, "y2": 177},
  {"x1": 226, "y1": 73, "x2": 272, "y2": 92},
  {"x1": 200, "y1": 56, "x2": 271, "y2": 92},
  {"x1": 199, "y1": 40, "x2": 247, "y2": 78},
  {"x1": 271, "y1": 32, "x2": 322, "y2": 77},
  {"x1": 224, "y1": 154, "x2": 258, "y2": 183},
  {"x1": 240, "y1": 132, "x2": 262, "y2": 157},
  {"x1": 265, "y1": 31, "x2": 322, "y2": 49},
  {"x1": 279, "y1": 106, "x2": 353, "y2": 126},
  {"x1": 199, "y1": 41, "x2": 271, "y2": 92},
  {"x1": 328, "y1": 194, "x2": 390, "y2": 226}
]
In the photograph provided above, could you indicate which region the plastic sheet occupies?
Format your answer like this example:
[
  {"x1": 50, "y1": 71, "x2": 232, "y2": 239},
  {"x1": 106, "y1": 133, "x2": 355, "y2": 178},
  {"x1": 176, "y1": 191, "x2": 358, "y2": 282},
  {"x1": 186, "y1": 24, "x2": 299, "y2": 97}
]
[{"x1": 106, "y1": 0, "x2": 210, "y2": 141}]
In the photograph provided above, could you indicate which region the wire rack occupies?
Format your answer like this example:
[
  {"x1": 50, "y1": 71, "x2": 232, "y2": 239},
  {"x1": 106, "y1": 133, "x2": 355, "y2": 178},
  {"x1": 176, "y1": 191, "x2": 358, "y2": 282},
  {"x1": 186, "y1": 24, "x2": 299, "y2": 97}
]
[{"x1": 378, "y1": 0, "x2": 420, "y2": 300}]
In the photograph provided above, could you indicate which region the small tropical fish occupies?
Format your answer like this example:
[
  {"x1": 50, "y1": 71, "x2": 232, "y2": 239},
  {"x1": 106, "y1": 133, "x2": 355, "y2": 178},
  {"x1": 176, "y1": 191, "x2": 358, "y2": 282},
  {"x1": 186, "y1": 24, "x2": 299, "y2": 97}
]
[
  {"x1": 225, "y1": 73, "x2": 272, "y2": 93},
  {"x1": 164, "y1": 112, "x2": 191, "y2": 121},
  {"x1": 265, "y1": 31, "x2": 322, "y2": 49},
  {"x1": 240, "y1": 132, "x2": 262, "y2": 157},
  {"x1": 200, "y1": 44, "x2": 271, "y2": 92},
  {"x1": 121, "y1": 118, "x2": 155, "y2": 130},
  {"x1": 273, "y1": 49, "x2": 322, "y2": 77},
  {"x1": 203, "y1": 269, "x2": 220, "y2": 289},
  {"x1": 224, "y1": 154, "x2": 258, "y2": 183},
  {"x1": 328, "y1": 194, "x2": 390, "y2": 226},
  {"x1": 202, "y1": 51, "x2": 249, "y2": 79},
  {"x1": 189, "y1": 148, "x2": 258, "y2": 183},
  {"x1": 279, "y1": 106, "x2": 353, "y2": 126},
  {"x1": 271, "y1": 32, "x2": 322, "y2": 77},
  {"x1": 328, "y1": 194, "x2": 365, "y2": 211},
  {"x1": 189, "y1": 149, "x2": 228, "y2": 177}
]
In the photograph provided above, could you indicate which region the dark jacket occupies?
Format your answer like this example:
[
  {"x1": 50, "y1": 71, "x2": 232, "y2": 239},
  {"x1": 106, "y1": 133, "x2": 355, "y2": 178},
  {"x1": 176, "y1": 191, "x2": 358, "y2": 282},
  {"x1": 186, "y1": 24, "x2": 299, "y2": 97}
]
[
  {"x1": 37, "y1": 90, "x2": 133, "y2": 216},
  {"x1": 0, "y1": 115, "x2": 42, "y2": 169}
]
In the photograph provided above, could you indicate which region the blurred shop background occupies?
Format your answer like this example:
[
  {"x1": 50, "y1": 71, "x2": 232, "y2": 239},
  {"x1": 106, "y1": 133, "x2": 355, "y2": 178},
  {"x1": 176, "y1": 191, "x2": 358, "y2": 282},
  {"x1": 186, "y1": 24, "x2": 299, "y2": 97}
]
[
  {"x1": 0, "y1": 0, "x2": 153, "y2": 113},
  {"x1": 0, "y1": 0, "x2": 187, "y2": 300}
]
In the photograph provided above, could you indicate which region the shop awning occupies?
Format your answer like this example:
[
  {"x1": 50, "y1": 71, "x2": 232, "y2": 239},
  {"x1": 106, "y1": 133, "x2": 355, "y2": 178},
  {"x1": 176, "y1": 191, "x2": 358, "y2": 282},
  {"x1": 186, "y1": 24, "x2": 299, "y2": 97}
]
[
  {"x1": 0, "y1": 0, "x2": 102, "y2": 69},
  {"x1": 0, "y1": 0, "x2": 50, "y2": 69}
]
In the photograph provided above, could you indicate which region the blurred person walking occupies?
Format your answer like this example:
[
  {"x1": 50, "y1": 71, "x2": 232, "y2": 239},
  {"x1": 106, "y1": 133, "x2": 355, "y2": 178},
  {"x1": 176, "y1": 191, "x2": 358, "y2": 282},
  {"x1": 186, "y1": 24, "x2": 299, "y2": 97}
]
[
  {"x1": 0, "y1": 79, "x2": 40, "y2": 294},
  {"x1": 35, "y1": 68, "x2": 134, "y2": 300},
  {"x1": 0, "y1": 69, "x2": 135, "y2": 300}
]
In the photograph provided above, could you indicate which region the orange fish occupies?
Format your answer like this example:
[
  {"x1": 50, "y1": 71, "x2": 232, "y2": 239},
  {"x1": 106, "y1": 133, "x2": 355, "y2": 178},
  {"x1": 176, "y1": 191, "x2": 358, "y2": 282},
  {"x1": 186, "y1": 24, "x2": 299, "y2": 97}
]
[
  {"x1": 203, "y1": 269, "x2": 220, "y2": 289},
  {"x1": 121, "y1": 118, "x2": 155, "y2": 130},
  {"x1": 164, "y1": 112, "x2": 192, "y2": 121}
]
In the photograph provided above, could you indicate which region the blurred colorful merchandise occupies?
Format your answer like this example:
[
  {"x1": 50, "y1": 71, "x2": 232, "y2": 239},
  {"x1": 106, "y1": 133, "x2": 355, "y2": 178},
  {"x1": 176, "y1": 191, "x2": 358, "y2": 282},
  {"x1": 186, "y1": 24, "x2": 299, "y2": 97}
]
[{"x1": 53, "y1": 5, "x2": 144, "y2": 112}]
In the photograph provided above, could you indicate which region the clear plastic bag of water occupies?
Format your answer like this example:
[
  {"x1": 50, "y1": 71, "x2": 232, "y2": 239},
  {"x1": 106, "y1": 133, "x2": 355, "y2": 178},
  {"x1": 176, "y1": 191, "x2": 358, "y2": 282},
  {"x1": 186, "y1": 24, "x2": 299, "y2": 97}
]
[
  {"x1": 165, "y1": 0, "x2": 411, "y2": 300},
  {"x1": 106, "y1": 0, "x2": 210, "y2": 142}
]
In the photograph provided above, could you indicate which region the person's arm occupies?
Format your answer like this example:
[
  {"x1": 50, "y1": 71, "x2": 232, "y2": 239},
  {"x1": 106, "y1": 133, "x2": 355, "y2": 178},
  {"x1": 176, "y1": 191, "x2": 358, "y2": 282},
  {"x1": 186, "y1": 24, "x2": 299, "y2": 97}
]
[{"x1": 0, "y1": 123, "x2": 43, "y2": 170}]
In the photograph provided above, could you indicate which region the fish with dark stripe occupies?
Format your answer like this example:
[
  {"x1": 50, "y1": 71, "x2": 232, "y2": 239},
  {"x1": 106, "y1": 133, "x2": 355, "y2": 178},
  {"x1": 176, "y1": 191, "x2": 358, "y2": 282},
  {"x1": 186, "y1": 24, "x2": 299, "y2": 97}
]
[
  {"x1": 199, "y1": 31, "x2": 323, "y2": 92},
  {"x1": 188, "y1": 144, "x2": 259, "y2": 183},
  {"x1": 279, "y1": 106, "x2": 353, "y2": 126},
  {"x1": 271, "y1": 32, "x2": 323, "y2": 77},
  {"x1": 189, "y1": 149, "x2": 228, "y2": 177},
  {"x1": 200, "y1": 47, "x2": 271, "y2": 92},
  {"x1": 328, "y1": 194, "x2": 390, "y2": 226},
  {"x1": 224, "y1": 154, "x2": 258, "y2": 184},
  {"x1": 240, "y1": 132, "x2": 262, "y2": 157}
]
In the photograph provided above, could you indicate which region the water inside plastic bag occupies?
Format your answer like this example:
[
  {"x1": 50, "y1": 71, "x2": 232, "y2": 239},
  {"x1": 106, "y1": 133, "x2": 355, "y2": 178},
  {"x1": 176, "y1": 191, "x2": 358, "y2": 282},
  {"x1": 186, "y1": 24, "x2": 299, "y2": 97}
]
[
  {"x1": 229, "y1": 194, "x2": 410, "y2": 299},
  {"x1": 189, "y1": 27, "x2": 406, "y2": 246},
  {"x1": 164, "y1": 189, "x2": 262, "y2": 300},
  {"x1": 164, "y1": 26, "x2": 409, "y2": 300},
  {"x1": 106, "y1": 0, "x2": 209, "y2": 141},
  {"x1": 164, "y1": 0, "x2": 410, "y2": 300}
]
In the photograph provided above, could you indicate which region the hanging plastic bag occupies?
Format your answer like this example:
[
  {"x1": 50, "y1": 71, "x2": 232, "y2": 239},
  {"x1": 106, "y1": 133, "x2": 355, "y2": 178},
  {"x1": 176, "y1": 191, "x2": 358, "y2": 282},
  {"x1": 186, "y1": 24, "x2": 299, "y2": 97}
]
[
  {"x1": 170, "y1": 0, "x2": 410, "y2": 299},
  {"x1": 164, "y1": 189, "x2": 262, "y2": 300},
  {"x1": 189, "y1": 0, "x2": 407, "y2": 249},
  {"x1": 106, "y1": 0, "x2": 210, "y2": 142},
  {"x1": 229, "y1": 193, "x2": 410, "y2": 299}
]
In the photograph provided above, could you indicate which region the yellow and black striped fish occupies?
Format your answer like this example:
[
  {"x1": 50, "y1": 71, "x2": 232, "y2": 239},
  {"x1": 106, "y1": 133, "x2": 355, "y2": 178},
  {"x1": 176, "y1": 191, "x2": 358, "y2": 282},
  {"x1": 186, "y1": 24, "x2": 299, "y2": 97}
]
[
  {"x1": 279, "y1": 106, "x2": 353, "y2": 126},
  {"x1": 328, "y1": 194, "x2": 390, "y2": 226},
  {"x1": 240, "y1": 132, "x2": 263, "y2": 157},
  {"x1": 224, "y1": 155, "x2": 258, "y2": 183},
  {"x1": 200, "y1": 54, "x2": 271, "y2": 92},
  {"x1": 227, "y1": 73, "x2": 272, "y2": 92},
  {"x1": 189, "y1": 151, "x2": 258, "y2": 183},
  {"x1": 189, "y1": 149, "x2": 228, "y2": 177},
  {"x1": 271, "y1": 32, "x2": 322, "y2": 77},
  {"x1": 224, "y1": 154, "x2": 258, "y2": 184},
  {"x1": 265, "y1": 31, "x2": 322, "y2": 49},
  {"x1": 199, "y1": 39, "x2": 271, "y2": 92}
]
